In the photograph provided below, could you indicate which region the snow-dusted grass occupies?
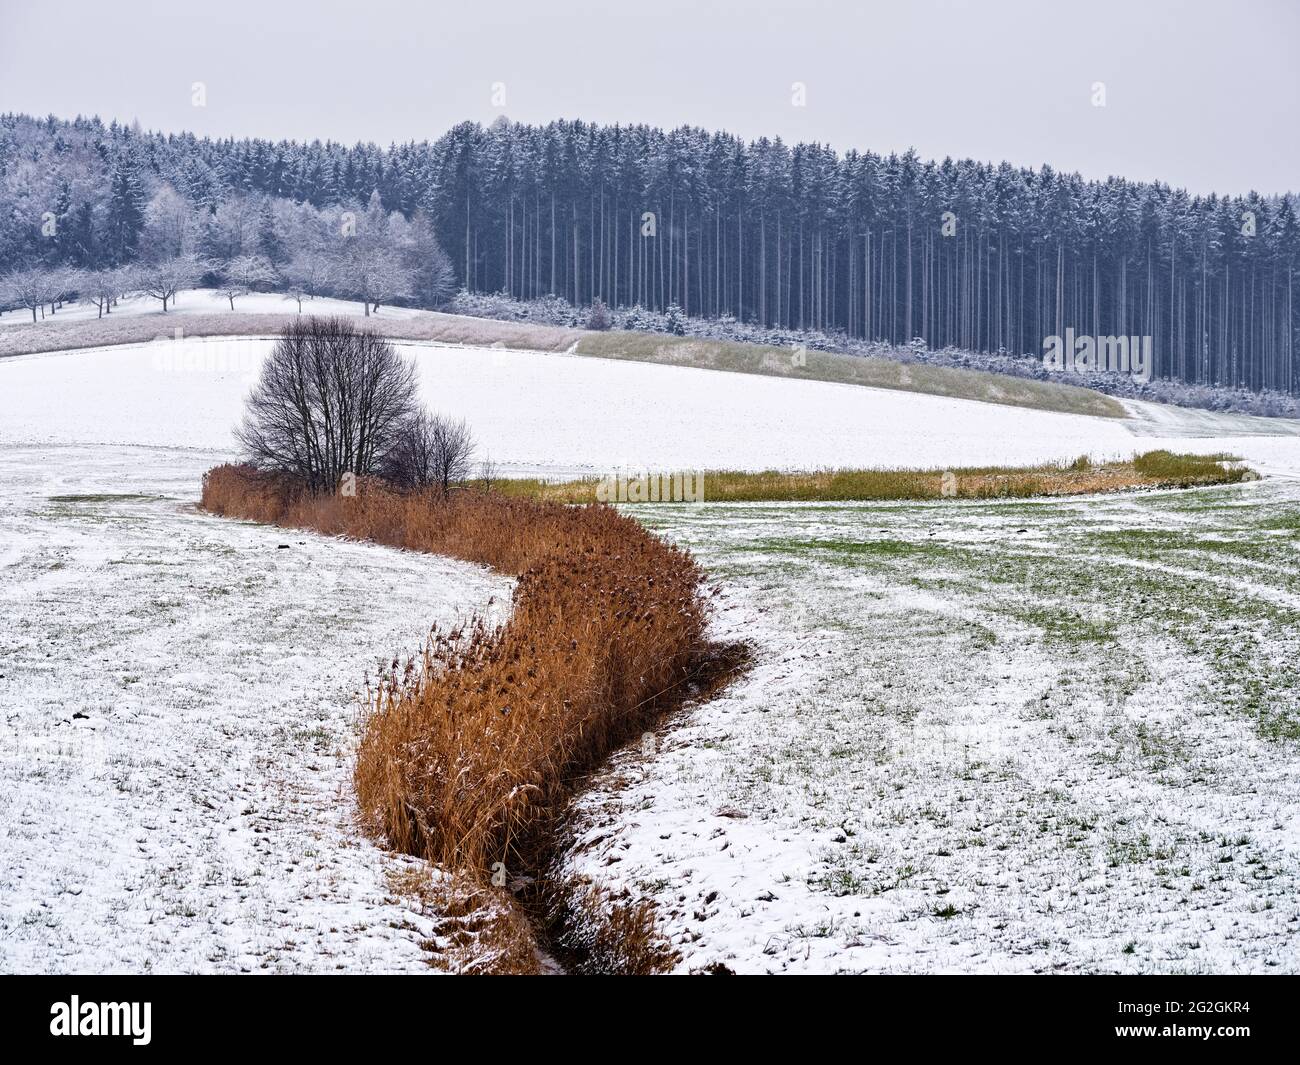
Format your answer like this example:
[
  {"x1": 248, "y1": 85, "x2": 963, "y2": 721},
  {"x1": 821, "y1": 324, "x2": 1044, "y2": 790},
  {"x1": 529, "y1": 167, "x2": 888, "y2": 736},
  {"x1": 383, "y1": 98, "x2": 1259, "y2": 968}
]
[
  {"x1": 0, "y1": 445, "x2": 511, "y2": 972},
  {"x1": 575, "y1": 330, "x2": 1127, "y2": 418},
  {"x1": 562, "y1": 481, "x2": 1300, "y2": 973}
]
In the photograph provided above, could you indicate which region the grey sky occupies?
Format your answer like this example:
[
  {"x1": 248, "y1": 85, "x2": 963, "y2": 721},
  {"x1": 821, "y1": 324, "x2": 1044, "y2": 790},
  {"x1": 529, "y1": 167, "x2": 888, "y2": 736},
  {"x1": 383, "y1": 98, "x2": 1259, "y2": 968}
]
[{"x1": 2, "y1": 0, "x2": 1296, "y2": 195}]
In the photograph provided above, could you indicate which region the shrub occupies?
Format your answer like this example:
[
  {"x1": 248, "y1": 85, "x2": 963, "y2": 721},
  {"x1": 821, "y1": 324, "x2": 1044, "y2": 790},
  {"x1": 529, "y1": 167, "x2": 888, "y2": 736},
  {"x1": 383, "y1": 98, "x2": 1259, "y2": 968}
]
[
  {"x1": 381, "y1": 411, "x2": 476, "y2": 494},
  {"x1": 586, "y1": 297, "x2": 612, "y2": 331}
]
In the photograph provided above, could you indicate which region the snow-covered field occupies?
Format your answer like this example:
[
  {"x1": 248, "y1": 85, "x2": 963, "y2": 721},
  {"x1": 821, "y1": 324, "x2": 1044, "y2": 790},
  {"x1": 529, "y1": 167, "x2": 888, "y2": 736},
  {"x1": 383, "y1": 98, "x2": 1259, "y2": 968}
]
[
  {"x1": 3, "y1": 335, "x2": 1300, "y2": 973},
  {"x1": 3, "y1": 334, "x2": 1300, "y2": 477},
  {"x1": 0, "y1": 446, "x2": 510, "y2": 972},
  {"x1": 0, "y1": 289, "x2": 427, "y2": 330},
  {"x1": 567, "y1": 483, "x2": 1300, "y2": 973}
]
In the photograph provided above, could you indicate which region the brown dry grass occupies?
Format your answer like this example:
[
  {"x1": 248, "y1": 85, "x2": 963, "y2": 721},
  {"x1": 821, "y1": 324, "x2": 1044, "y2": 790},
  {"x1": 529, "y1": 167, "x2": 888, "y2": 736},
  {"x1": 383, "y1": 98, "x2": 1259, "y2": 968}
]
[
  {"x1": 545, "y1": 877, "x2": 681, "y2": 975},
  {"x1": 201, "y1": 463, "x2": 741, "y2": 973},
  {"x1": 386, "y1": 866, "x2": 542, "y2": 975},
  {"x1": 576, "y1": 330, "x2": 1128, "y2": 418}
]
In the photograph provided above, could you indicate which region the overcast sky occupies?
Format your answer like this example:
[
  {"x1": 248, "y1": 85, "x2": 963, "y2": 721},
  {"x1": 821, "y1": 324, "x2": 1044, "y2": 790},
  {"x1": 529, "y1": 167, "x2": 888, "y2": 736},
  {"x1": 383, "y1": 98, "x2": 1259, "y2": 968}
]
[{"x1": 2, "y1": 0, "x2": 1296, "y2": 196}]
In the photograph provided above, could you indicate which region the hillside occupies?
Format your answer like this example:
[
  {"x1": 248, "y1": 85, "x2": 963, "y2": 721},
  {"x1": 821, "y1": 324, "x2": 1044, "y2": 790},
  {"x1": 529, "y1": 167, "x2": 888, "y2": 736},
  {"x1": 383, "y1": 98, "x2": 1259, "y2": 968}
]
[{"x1": 0, "y1": 290, "x2": 1123, "y2": 420}]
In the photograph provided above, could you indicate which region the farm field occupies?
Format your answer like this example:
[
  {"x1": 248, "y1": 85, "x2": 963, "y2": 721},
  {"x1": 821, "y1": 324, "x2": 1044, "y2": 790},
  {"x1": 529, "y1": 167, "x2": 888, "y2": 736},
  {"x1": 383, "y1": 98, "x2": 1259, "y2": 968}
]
[
  {"x1": 0, "y1": 288, "x2": 1124, "y2": 420},
  {"x1": 564, "y1": 481, "x2": 1300, "y2": 972},
  {"x1": 3, "y1": 334, "x2": 1300, "y2": 476},
  {"x1": 0, "y1": 443, "x2": 510, "y2": 972},
  {"x1": 4, "y1": 0, "x2": 1300, "y2": 1029},
  {"x1": 3, "y1": 337, "x2": 1300, "y2": 973}
]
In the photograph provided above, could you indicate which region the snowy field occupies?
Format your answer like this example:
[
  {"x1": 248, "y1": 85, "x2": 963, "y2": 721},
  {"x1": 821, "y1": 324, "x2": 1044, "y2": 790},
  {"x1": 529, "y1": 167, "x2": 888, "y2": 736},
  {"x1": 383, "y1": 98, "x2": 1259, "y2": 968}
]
[
  {"x1": 0, "y1": 445, "x2": 510, "y2": 972},
  {"x1": 567, "y1": 483, "x2": 1300, "y2": 973},
  {"x1": 3, "y1": 336, "x2": 1300, "y2": 973},
  {"x1": 3, "y1": 334, "x2": 1300, "y2": 477},
  {"x1": 0, "y1": 289, "x2": 428, "y2": 330}
]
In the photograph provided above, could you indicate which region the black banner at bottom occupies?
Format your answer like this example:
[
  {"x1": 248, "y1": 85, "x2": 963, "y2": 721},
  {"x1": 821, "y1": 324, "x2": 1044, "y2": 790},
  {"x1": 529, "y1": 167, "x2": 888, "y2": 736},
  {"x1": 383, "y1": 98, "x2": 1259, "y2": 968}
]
[{"x1": 1, "y1": 974, "x2": 1292, "y2": 1053}]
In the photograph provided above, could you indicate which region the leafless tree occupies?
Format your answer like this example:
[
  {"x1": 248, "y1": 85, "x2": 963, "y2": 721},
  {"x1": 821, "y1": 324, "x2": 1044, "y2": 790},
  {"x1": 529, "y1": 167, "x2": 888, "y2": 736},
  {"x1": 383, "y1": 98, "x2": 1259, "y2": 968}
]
[
  {"x1": 205, "y1": 196, "x2": 260, "y2": 260},
  {"x1": 333, "y1": 244, "x2": 414, "y2": 316},
  {"x1": 44, "y1": 267, "x2": 83, "y2": 316},
  {"x1": 82, "y1": 266, "x2": 137, "y2": 318},
  {"x1": 137, "y1": 254, "x2": 206, "y2": 312},
  {"x1": 236, "y1": 316, "x2": 419, "y2": 494},
  {"x1": 219, "y1": 254, "x2": 277, "y2": 309},
  {"x1": 283, "y1": 250, "x2": 331, "y2": 312},
  {"x1": 1, "y1": 268, "x2": 44, "y2": 322},
  {"x1": 140, "y1": 185, "x2": 203, "y2": 261},
  {"x1": 0, "y1": 266, "x2": 73, "y2": 321},
  {"x1": 382, "y1": 410, "x2": 476, "y2": 494},
  {"x1": 477, "y1": 453, "x2": 500, "y2": 492}
]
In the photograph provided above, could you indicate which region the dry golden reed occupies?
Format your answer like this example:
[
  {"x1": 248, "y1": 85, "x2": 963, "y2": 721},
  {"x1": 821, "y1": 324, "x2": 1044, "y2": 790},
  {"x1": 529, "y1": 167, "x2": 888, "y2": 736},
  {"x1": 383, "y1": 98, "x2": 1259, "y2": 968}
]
[
  {"x1": 494, "y1": 451, "x2": 1250, "y2": 505},
  {"x1": 201, "y1": 464, "x2": 734, "y2": 964}
]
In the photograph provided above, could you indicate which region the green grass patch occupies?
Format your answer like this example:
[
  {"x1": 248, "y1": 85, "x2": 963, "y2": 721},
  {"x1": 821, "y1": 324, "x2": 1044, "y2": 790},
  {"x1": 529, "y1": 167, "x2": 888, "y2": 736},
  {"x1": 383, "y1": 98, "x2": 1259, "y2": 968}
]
[{"x1": 1131, "y1": 450, "x2": 1248, "y2": 484}]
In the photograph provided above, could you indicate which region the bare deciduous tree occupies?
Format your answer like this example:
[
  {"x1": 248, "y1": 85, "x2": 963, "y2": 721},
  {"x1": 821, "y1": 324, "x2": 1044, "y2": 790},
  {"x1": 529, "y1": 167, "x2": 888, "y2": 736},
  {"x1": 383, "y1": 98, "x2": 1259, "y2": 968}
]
[
  {"x1": 382, "y1": 411, "x2": 476, "y2": 494},
  {"x1": 1, "y1": 267, "x2": 54, "y2": 322},
  {"x1": 44, "y1": 267, "x2": 83, "y2": 316},
  {"x1": 237, "y1": 317, "x2": 419, "y2": 494},
  {"x1": 0, "y1": 266, "x2": 83, "y2": 321},
  {"x1": 333, "y1": 244, "x2": 414, "y2": 316},
  {"x1": 477, "y1": 453, "x2": 500, "y2": 492},
  {"x1": 82, "y1": 266, "x2": 137, "y2": 318},
  {"x1": 219, "y1": 254, "x2": 277, "y2": 310},
  {"x1": 283, "y1": 250, "x2": 331, "y2": 312},
  {"x1": 140, "y1": 186, "x2": 203, "y2": 261},
  {"x1": 137, "y1": 254, "x2": 205, "y2": 312}
]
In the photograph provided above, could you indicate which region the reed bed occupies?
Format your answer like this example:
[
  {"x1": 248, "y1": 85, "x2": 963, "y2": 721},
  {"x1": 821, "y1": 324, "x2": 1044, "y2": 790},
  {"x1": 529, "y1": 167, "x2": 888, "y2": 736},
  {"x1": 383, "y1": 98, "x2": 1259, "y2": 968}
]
[
  {"x1": 493, "y1": 451, "x2": 1250, "y2": 505},
  {"x1": 201, "y1": 464, "x2": 740, "y2": 971}
]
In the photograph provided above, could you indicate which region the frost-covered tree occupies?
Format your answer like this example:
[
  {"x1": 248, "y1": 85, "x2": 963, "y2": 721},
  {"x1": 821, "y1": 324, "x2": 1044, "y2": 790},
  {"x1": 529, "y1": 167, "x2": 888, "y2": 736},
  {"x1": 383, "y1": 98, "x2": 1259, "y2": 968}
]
[
  {"x1": 218, "y1": 254, "x2": 277, "y2": 310},
  {"x1": 201, "y1": 196, "x2": 261, "y2": 261},
  {"x1": 102, "y1": 160, "x2": 146, "y2": 266},
  {"x1": 137, "y1": 254, "x2": 205, "y2": 312},
  {"x1": 43, "y1": 266, "x2": 84, "y2": 316},
  {"x1": 587, "y1": 296, "x2": 612, "y2": 330},
  {"x1": 283, "y1": 250, "x2": 331, "y2": 312},
  {"x1": 4, "y1": 111, "x2": 1299, "y2": 398},
  {"x1": 82, "y1": 265, "x2": 137, "y2": 318},
  {"x1": 141, "y1": 186, "x2": 202, "y2": 262},
  {"x1": 332, "y1": 243, "x2": 414, "y2": 316},
  {"x1": 401, "y1": 211, "x2": 455, "y2": 307},
  {"x1": 0, "y1": 267, "x2": 53, "y2": 322}
]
